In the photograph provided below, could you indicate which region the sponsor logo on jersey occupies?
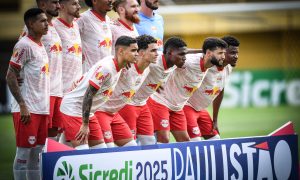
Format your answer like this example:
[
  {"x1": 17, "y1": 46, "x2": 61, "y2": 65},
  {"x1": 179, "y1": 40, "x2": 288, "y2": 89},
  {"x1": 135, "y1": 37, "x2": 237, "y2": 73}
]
[
  {"x1": 204, "y1": 87, "x2": 221, "y2": 96},
  {"x1": 98, "y1": 37, "x2": 112, "y2": 48},
  {"x1": 67, "y1": 43, "x2": 82, "y2": 56},
  {"x1": 183, "y1": 85, "x2": 198, "y2": 96},
  {"x1": 50, "y1": 43, "x2": 62, "y2": 53}
]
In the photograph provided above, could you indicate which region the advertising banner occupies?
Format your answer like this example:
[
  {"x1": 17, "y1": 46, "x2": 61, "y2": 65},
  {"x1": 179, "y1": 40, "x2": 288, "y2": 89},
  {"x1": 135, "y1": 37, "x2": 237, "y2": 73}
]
[{"x1": 42, "y1": 135, "x2": 299, "y2": 180}]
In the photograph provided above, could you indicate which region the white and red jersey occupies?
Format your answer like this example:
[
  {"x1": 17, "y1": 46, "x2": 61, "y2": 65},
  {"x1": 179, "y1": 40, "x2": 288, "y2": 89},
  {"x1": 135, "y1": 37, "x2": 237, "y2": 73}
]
[
  {"x1": 98, "y1": 63, "x2": 150, "y2": 113},
  {"x1": 77, "y1": 10, "x2": 113, "y2": 73},
  {"x1": 129, "y1": 54, "x2": 176, "y2": 106},
  {"x1": 151, "y1": 53, "x2": 207, "y2": 111},
  {"x1": 9, "y1": 36, "x2": 50, "y2": 114},
  {"x1": 60, "y1": 56, "x2": 122, "y2": 117},
  {"x1": 20, "y1": 23, "x2": 63, "y2": 97},
  {"x1": 187, "y1": 65, "x2": 233, "y2": 111},
  {"x1": 110, "y1": 19, "x2": 139, "y2": 55},
  {"x1": 53, "y1": 18, "x2": 82, "y2": 95}
]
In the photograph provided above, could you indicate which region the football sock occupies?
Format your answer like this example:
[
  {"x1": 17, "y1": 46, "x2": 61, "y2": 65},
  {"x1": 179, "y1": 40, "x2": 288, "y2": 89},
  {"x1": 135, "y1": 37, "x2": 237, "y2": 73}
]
[
  {"x1": 137, "y1": 135, "x2": 156, "y2": 145},
  {"x1": 90, "y1": 143, "x2": 107, "y2": 149},
  {"x1": 13, "y1": 147, "x2": 31, "y2": 180},
  {"x1": 27, "y1": 145, "x2": 43, "y2": 180}
]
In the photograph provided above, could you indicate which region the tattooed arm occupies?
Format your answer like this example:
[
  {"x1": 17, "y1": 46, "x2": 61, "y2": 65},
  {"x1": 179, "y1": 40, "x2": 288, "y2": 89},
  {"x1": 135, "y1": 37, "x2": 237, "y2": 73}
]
[
  {"x1": 75, "y1": 85, "x2": 98, "y2": 144},
  {"x1": 6, "y1": 65, "x2": 30, "y2": 124}
]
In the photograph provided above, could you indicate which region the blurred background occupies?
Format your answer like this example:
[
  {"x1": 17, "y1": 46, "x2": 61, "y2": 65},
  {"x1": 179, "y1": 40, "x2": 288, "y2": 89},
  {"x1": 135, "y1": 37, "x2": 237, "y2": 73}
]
[{"x1": 0, "y1": 0, "x2": 300, "y2": 179}]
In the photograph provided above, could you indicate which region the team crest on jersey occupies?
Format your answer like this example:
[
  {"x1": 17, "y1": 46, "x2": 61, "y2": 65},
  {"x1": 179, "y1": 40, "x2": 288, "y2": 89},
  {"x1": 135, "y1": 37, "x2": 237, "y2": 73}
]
[
  {"x1": 104, "y1": 131, "x2": 112, "y2": 139},
  {"x1": 192, "y1": 127, "x2": 200, "y2": 135},
  {"x1": 28, "y1": 136, "x2": 36, "y2": 145},
  {"x1": 160, "y1": 119, "x2": 169, "y2": 128}
]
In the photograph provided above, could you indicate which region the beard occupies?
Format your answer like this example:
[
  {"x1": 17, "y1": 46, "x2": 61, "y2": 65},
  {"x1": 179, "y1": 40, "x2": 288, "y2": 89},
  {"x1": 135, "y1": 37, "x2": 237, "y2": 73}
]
[
  {"x1": 145, "y1": 0, "x2": 158, "y2": 10},
  {"x1": 210, "y1": 56, "x2": 223, "y2": 67},
  {"x1": 71, "y1": 10, "x2": 80, "y2": 18},
  {"x1": 125, "y1": 11, "x2": 140, "y2": 24},
  {"x1": 47, "y1": 9, "x2": 59, "y2": 17}
]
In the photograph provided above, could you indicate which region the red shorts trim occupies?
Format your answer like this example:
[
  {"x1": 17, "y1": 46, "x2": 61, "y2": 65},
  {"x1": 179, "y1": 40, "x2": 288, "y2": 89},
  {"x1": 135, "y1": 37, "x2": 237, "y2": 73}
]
[
  {"x1": 183, "y1": 106, "x2": 218, "y2": 137},
  {"x1": 62, "y1": 113, "x2": 103, "y2": 141},
  {"x1": 119, "y1": 104, "x2": 154, "y2": 139},
  {"x1": 13, "y1": 112, "x2": 48, "y2": 148},
  {"x1": 147, "y1": 98, "x2": 187, "y2": 131},
  {"x1": 48, "y1": 96, "x2": 63, "y2": 128},
  {"x1": 95, "y1": 111, "x2": 133, "y2": 143}
]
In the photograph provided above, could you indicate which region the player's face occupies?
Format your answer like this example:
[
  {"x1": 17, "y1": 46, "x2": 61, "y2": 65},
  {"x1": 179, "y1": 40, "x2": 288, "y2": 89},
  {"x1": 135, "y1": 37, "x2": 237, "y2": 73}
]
[
  {"x1": 225, "y1": 46, "x2": 239, "y2": 67},
  {"x1": 209, "y1": 47, "x2": 226, "y2": 67},
  {"x1": 31, "y1": 13, "x2": 49, "y2": 35},
  {"x1": 94, "y1": 0, "x2": 112, "y2": 13},
  {"x1": 145, "y1": 0, "x2": 159, "y2": 10},
  {"x1": 124, "y1": 0, "x2": 140, "y2": 24},
  {"x1": 45, "y1": 0, "x2": 60, "y2": 17},
  {"x1": 124, "y1": 43, "x2": 139, "y2": 64},
  {"x1": 63, "y1": 0, "x2": 81, "y2": 18},
  {"x1": 142, "y1": 43, "x2": 159, "y2": 63},
  {"x1": 169, "y1": 47, "x2": 188, "y2": 68}
]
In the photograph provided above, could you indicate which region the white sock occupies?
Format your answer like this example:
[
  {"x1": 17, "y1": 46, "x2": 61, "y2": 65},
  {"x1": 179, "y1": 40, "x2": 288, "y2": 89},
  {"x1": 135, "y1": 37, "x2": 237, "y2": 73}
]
[
  {"x1": 190, "y1": 137, "x2": 202, "y2": 141},
  {"x1": 207, "y1": 134, "x2": 221, "y2": 140},
  {"x1": 137, "y1": 135, "x2": 156, "y2": 145},
  {"x1": 123, "y1": 140, "x2": 137, "y2": 147},
  {"x1": 90, "y1": 143, "x2": 107, "y2": 149},
  {"x1": 58, "y1": 132, "x2": 72, "y2": 147},
  {"x1": 27, "y1": 145, "x2": 43, "y2": 180},
  {"x1": 106, "y1": 142, "x2": 115, "y2": 148},
  {"x1": 13, "y1": 147, "x2": 31, "y2": 180},
  {"x1": 75, "y1": 144, "x2": 89, "y2": 150}
]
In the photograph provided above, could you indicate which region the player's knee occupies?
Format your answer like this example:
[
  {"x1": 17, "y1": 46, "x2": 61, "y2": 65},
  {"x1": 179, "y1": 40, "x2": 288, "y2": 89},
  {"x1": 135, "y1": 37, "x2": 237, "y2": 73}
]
[{"x1": 137, "y1": 135, "x2": 156, "y2": 145}]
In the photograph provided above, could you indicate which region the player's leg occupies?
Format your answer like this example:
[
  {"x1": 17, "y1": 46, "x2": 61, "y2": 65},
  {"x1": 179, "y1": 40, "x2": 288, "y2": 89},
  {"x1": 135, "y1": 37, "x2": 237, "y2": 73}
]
[
  {"x1": 198, "y1": 109, "x2": 220, "y2": 140},
  {"x1": 62, "y1": 113, "x2": 104, "y2": 149},
  {"x1": 147, "y1": 98, "x2": 171, "y2": 143},
  {"x1": 118, "y1": 104, "x2": 139, "y2": 139},
  {"x1": 95, "y1": 111, "x2": 115, "y2": 148},
  {"x1": 111, "y1": 113, "x2": 137, "y2": 147},
  {"x1": 136, "y1": 104, "x2": 156, "y2": 145},
  {"x1": 48, "y1": 96, "x2": 59, "y2": 140},
  {"x1": 170, "y1": 110, "x2": 190, "y2": 142},
  {"x1": 183, "y1": 105, "x2": 202, "y2": 141},
  {"x1": 87, "y1": 116, "x2": 107, "y2": 149}
]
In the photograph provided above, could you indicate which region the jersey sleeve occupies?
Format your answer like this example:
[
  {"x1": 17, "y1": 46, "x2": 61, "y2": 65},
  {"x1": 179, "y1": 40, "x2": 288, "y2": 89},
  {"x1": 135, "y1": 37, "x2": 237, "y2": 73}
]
[
  {"x1": 9, "y1": 42, "x2": 29, "y2": 70},
  {"x1": 89, "y1": 66, "x2": 111, "y2": 90}
]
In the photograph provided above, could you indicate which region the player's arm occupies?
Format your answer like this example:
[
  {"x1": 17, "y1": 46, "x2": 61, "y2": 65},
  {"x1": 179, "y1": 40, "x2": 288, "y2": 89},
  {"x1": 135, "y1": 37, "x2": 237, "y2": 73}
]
[
  {"x1": 212, "y1": 89, "x2": 224, "y2": 134},
  {"x1": 187, "y1": 48, "x2": 202, "y2": 54},
  {"x1": 6, "y1": 65, "x2": 30, "y2": 124},
  {"x1": 76, "y1": 85, "x2": 98, "y2": 144}
]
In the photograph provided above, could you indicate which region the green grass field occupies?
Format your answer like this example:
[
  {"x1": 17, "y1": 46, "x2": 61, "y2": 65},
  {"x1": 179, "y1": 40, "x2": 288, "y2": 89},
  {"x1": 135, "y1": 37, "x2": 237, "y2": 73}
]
[{"x1": 0, "y1": 105, "x2": 299, "y2": 179}]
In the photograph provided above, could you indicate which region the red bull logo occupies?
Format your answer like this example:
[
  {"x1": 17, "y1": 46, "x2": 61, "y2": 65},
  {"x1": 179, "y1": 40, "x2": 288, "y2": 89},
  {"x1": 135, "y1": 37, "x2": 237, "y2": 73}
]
[
  {"x1": 121, "y1": 89, "x2": 135, "y2": 100},
  {"x1": 41, "y1": 63, "x2": 49, "y2": 75},
  {"x1": 147, "y1": 83, "x2": 160, "y2": 90},
  {"x1": 183, "y1": 85, "x2": 197, "y2": 95},
  {"x1": 204, "y1": 87, "x2": 221, "y2": 96},
  {"x1": 98, "y1": 37, "x2": 112, "y2": 48},
  {"x1": 67, "y1": 43, "x2": 82, "y2": 56},
  {"x1": 103, "y1": 89, "x2": 113, "y2": 97},
  {"x1": 50, "y1": 43, "x2": 62, "y2": 53}
]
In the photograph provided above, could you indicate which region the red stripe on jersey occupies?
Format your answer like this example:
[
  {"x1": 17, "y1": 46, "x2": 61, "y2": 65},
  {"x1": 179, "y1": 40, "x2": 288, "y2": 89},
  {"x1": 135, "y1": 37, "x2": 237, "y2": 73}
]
[
  {"x1": 89, "y1": 80, "x2": 100, "y2": 90},
  {"x1": 91, "y1": 10, "x2": 106, "y2": 22},
  {"x1": 57, "y1": 18, "x2": 74, "y2": 28},
  {"x1": 162, "y1": 54, "x2": 168, "y2": 70},
  {"x1": 217, "y1": 66, "x2": 224, "y2": 71},
  {"x1": 134, "y1": 63, "x2": 143, "y2": 74},
  {"x1": 9, "y1": 61, "x2": 21, "y2": 69},
  {"x1": 113, "y1": 58, "x2": 120, "y2": 72},
  {"x1": 200, "y1": 57, "x2": 206, "y2": 72},
  {"x1": 118, "y1": 19, "x2": 134, "y2": 31}
]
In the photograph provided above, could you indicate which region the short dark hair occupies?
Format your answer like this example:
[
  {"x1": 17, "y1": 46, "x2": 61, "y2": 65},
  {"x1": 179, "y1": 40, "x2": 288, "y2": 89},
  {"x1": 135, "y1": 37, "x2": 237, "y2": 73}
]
[
  {"x1": 112, "y1": 0, "x2": 126, "y2": 12},
  {"x1": 115, "y1": 36, "x2": 137, "y2": 48},
  {"x1": 163, "y1": 37, "x2": 187, "y2": 54},
  {"x1": 84, "y1": 0, "x2": 93, "y2": 7},
  {"x1": 221, "y1": 35, "x2": 240, "y2": 47},
  {"x1": 136, "y1": 35, "x2": 157, "y2": 51},
  {"x1": 36, "y1": 0, "x2": 46, "y2": 6},
  {"x1": 202, "y1": 37, "x2": 228, "y2": 54},
  {"x1": 24, "y1": 8, "x2": 45, "y2": 27}
]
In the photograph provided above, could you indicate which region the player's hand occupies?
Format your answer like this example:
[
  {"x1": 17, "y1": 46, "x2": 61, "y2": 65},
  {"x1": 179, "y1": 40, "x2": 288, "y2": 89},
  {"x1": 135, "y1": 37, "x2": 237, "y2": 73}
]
[
  {"x1": 156, "y1": 85, "x2": 164, "y2": 93},
  {"x1": 75, "y1": 124, "x2": 89, "y2": 144},
  {"x1": 20, "y1": 103, "x2": 30, "y2": 125},
  {"x1": 211, "y1": 121, "x2": 220, "y2": 135}
]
